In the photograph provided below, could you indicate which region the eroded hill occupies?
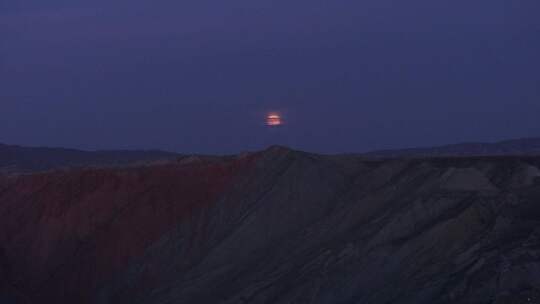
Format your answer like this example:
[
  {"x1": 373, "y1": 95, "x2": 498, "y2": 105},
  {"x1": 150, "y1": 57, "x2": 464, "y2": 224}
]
[{"x1": 1, "y1": 147, "x2": 539, "y2": 303}]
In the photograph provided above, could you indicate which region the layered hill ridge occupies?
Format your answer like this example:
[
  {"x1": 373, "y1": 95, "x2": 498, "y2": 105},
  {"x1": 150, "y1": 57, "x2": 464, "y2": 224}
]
[
  {"x1": 1, "y1": 147, "x2": 540, "y2": 303},
  {"x1": 367, "y1": 137, "x2": 540, "y2": 158},
  {"x1": 2, "y1": 137, "x2": 540, "y2": 174},
  {"x1": 0, "y1": 143, "x2": 180, "y2": 173}
]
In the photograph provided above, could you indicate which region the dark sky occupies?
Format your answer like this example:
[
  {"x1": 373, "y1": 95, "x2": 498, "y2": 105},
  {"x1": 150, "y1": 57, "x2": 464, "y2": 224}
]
[{"x1": 2, "y1": 0, "x2": 539, "y2": 153}]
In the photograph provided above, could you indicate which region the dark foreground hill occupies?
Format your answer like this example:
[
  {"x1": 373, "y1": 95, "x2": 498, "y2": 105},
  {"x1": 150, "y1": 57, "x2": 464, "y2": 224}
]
[
  {"x1": 0, "y1": 143, "x2": 180, "y2": 173},
  {"x1": 367, "y1": 137, "x2": 540, "y2": 157},
  {"x1": 1, "y1": 147, "x2": 540, "y2": 303}
]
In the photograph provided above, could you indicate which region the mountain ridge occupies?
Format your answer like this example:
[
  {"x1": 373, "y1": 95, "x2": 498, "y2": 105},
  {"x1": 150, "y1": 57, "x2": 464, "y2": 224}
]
[
  {"x1": 366, "y1": 137, "x2": 540, "y2": 158},
  {"x1": 0, "y1": 142, "x2": 180, "y2": 173},
  {"x1": 2, "y1": 136, "x2": 540, "y2": 174}
]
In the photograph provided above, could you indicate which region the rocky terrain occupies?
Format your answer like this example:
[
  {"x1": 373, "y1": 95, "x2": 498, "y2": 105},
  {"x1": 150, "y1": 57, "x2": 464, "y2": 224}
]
[{"x1": 1, "y1": 146, "x2": 540, "y2": 303}]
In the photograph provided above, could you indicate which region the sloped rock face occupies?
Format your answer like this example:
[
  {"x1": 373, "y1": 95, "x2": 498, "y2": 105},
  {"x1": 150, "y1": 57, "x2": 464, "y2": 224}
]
[
  {"x1": 0, "y1": 154, "x2": 259, "y2": 303},
  {"x1": 0, "y1": 150, "x2": 539, "y2": 303}
]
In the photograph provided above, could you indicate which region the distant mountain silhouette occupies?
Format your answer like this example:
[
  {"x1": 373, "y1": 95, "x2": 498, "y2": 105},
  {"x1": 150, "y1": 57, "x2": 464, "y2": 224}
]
[
  {"x1": 0, "y1": 143, "x2": 180, "y2": 173},
  {"x1": 367, "y1": 137, "x2": 540, "y2": 157},
  {"x1": 3, "y1": 137, "x2": 540, "y2": 173}
]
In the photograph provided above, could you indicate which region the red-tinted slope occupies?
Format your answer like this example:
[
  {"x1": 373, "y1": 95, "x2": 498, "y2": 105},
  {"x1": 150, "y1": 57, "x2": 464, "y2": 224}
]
[
  {"x1": 0, "y1": 155, "x2": 258, "y2": 303},
  {"x1": 3, "y1": 150, "x2": 540, "y2": 304}
]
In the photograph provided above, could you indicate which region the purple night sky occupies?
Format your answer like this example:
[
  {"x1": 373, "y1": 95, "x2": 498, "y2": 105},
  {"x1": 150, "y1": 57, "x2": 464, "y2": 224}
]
[{"x1": 2, "y1": 0, "x2": 540, "y2": 153}]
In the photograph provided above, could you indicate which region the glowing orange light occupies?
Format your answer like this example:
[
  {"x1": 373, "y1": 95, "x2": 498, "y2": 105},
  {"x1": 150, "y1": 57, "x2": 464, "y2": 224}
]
[{"x1": 266, "y1": 113, "x2": 282, "y2": 126}]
